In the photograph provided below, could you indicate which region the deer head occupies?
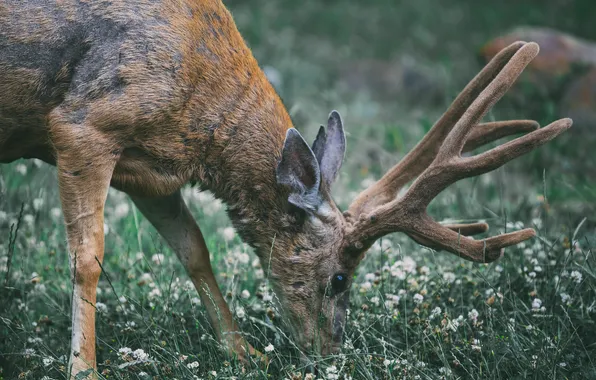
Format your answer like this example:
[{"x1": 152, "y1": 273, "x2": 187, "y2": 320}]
[{"x1": 266, "y1": 41, "x2": 571, "y2": 357}]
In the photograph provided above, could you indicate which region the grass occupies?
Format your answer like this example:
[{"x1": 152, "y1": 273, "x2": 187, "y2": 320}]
[{"x1": 1, "y1": 0, "x2": 596, "y2": 379}]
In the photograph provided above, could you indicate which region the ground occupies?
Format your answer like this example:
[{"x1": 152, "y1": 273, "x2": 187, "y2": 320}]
[{"x1": 1, "y1": 0, "x2": 595, "y2": 379}]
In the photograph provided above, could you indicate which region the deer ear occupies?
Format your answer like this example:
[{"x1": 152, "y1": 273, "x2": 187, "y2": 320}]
[
  {"x1": 311, "y1": 110, "x2": 346, "y2": 189},
  {"x1": 277, "y1": 128, "x2": 323, "y2": 212}
]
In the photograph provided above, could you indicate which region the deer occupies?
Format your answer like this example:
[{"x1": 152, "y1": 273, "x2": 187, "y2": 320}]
[{"x1": 0, "y1": 1, "x2": 571, "y2": 378}]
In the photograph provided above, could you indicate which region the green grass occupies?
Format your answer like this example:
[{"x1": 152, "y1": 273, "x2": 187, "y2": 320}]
[
  {"x1": 2, "y1": 1, "x2": 596, "y2": 379},
  {"x1": 1, "y1": 168, "x2": 595, "y2": 379}
]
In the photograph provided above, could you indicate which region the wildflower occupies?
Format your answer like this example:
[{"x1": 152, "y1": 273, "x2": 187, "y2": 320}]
[
  {"x1": 187, "y1": 361, "x2": 200, "y2": 369},
  {"x1": 119, "y1": 347, "x2": 132, "y2": 357},
  {"x1": 532, "y1": 298, "x2": 543, "y2": 311},
  {"x1": 151, "y1": 253, "x2": 165, "y2": 265},
  {"x1": 96, "y1": 302, "x2": 108, "y2": 314},
  {"x1": 15, "y1": 163, "x2": 27, "y2": 175},
  {"x1": 23, "y1": 214, "x2": 35, "y2": 225},
  {"x1": 113, "y1": 202, "x2": 130, "y2": 219},
  {"x1": 240, "y1": 289, "x2": 250, "y2": 299},
  {"x1": 430, "y1": 307, "x2": 442, "y2": 320},
  {"x1": 413, "y1": 293, "x2": 423, "y2": 304},
  {"x1": 468, "y1": 309, "x2": 479, "y2": 323},
  {"x1": 132, "y1": 348, "x2": 149, "y2": 361},
  {"x1": 370, "y1": 296, "x2": 380, "y2": 306},
  {"x1": 264, "y1": 344, "x2": 274, "y2": 353},
  {"x1": 495, "y1": 264, "x2": 503, "y2": 273},
  {"x1": 528, "y1": 271, "x2": 536, "y2": 279},
  {"x1": 33, "y1": 198, "x2": 44, "y2": 211},
  {"x1": 326, "y1": 365, "x2": 339, "y2": 380},
  {"x1": 23, "y1": 348, "x2": 35, "y2": 356},
  {"x1": 560, "y1": 293, "x2": 571, "y2": 304},
  {"x1": 570, "y1": 270, "x2": 582, "y2": 284},
  {"x1": 236, "y1": 306, "x2": 246, "y2": 319},
  {"x1": 360, "y1": 281, "x2": 372, "y2": 292},
  {"x1": 119, "y1": 296, "x2": 127, "y2": 304},
  {"x1": 420, "y1": 266, "x2": 430, "y2": 275},
  {"x1": 220, "y1": 227, "x2": 236, "y2": 242},
  {"x1": 442, "y1": 272, "x2": 456, "y2": 284},
  {"x1": 42, "y1": 357, "x2": 54, "y2": 367}
]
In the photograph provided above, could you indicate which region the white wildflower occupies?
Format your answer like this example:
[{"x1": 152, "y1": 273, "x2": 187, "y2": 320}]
[
  {"x1": 570, "y1": 270, "x2": 582, "y2": 284},
  {"x1": 32, "y1": 198, "x2": 44, "y2": 211},
  {"x1": 532, "y1": 298, "x2": 543, "y2": 311},
  {"x1": 264, "y1": 343, "x2": 274, "y2": 353},
  {"x1": 50, "y1": 207, "x2": 62, "y2": 220},
  {"x1": 468, "y1": 309, "x2": 479, "y2": 323},
  {"x1": 96, "y1": 302, "x2": 108, "y2": 314},
  {"x1": 413, "y1": 293, "x2": 423, "y2": 304},
  {"x1": 23, "y1": 214, "x2": 34, "y2": 225},
  {"x1": 113, "y1": 202, "x2": 130, "y2": 219},
  {"x1": 132, "y1": 348, "x2": 149, "y2": 361},
  {"x1": 187, "y1": 361, "x2": 200, "y2": 369},
  {"x1": 430, "y1": 307, "x2": 442, "y2": 320},
  {"x1": 42, "y1": 357, "x2": 54, "y2": 367},
  {"x1": 241, "y1": 289, "x2": 250, "y2": 299},
  {"x1": 560, "y1": 293, "x2": 571, "y2": 304},
  {"x1": 370, "y1": 296, "x2": 380, "y2": 306},
  {"x1": 360, "y1": 281, "x2": 372, "y2": 292},
  {"x1": 15, "y1": 163, "x2": 27, "y2": 175},
  {"x1": 220, "y1": 227, "x2": 236, "y2": 242},
  {"x1": 443, "y1": 272, "x2": 456, "y2": 284},
  {"x1": 236, "y1": 306, "x2": 246, "y2": 319},
  {"x1": 151, "y1": 253, "x2": 165, "y2": 265}
]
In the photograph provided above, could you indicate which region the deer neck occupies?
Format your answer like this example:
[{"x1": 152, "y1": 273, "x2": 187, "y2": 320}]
[{"x1": 189, "y1": 74, "x2": 295, "y2": 257}]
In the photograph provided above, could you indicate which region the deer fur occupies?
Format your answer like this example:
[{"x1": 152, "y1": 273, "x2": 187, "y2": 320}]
[{"x1": 0, "y1": 1, "x2": 571, "y2": 378}]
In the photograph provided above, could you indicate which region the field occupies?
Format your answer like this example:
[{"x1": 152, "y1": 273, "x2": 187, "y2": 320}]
[{"x1": 1, "y1": 0, "x2": 595, "y2": 379}]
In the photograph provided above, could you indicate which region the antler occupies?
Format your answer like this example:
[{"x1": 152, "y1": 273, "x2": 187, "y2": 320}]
[{"x1": 344, "y1": 41, "x2": 571, "y2": 263}]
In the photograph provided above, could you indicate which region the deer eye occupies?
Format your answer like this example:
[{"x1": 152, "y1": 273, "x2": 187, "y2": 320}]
[{"x1": 330, "y1": 273, "x2": 348, "y2": 294}]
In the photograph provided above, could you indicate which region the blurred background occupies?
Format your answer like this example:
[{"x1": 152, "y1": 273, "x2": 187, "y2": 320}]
[{"x1": 224, "y1": 0, "x2": 596, "y2": 219}]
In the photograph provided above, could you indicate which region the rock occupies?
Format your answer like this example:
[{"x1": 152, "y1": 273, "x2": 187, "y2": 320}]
[{"x1": 481, "y1": 26, "x2": 596, "y2": 77}]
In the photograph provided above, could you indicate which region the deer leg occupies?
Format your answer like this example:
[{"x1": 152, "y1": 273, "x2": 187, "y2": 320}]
[
  {"x1": 55, "y1": 145, "x2": 117, "y2": 379},
  {"x1": 130, "y1": 190, "x2": 263, "y2": 362}
]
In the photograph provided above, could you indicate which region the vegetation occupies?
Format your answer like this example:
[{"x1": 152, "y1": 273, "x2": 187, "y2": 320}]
[{"x1": 1, "y1": 0, "x2": 595, "y2": 379}]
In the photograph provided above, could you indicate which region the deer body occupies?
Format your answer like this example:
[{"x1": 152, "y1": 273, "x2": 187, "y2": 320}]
[
  {"x1": 1, "y1": 0, "x2": 296, "y2": 375},
  {"x1": 1, "y1": 1, "x2": 572, "y2": 378}
]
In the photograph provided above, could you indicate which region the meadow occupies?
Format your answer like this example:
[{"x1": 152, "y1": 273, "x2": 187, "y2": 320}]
[{"x1": 1, "y1": 0, "x2": 595, "y2": 379}]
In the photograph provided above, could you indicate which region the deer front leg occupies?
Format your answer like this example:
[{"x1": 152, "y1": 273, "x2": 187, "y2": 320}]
[
  {"x1": 55, "y1": 147, "x2": 117, "y2": 379},
  {"x1": 131, "y1": 190, "x2": 263, "y2": 363}
]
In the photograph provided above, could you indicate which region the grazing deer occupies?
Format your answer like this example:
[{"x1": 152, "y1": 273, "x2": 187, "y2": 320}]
[{"x1": 0, "y1": 0, "x2": 571, "y2": 377}]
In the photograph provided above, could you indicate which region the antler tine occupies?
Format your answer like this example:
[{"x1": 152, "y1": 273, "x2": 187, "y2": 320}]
[
  {"x1": 463, "y1": 120, "x2": 539, "y2": 153},
  {"x1": 406, "y1": 214, "x2": 536, "y2": 262},
  {"x1": 347, "y1": 41, "x2": 528, "y2": 220},
  {"x1": 434, "y1": 42, "x2": 540, "y2": 162}
]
